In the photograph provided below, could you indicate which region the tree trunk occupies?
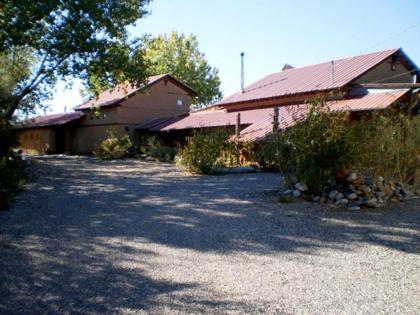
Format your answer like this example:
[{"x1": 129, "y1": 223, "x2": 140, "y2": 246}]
[{"x1": 3, "y1": 93, "x2": 25, "y2": 120}]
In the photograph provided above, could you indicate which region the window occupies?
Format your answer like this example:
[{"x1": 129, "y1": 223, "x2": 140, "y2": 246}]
[{"x1": 177, "y1": 99, "x2": 183, "y2": 106}]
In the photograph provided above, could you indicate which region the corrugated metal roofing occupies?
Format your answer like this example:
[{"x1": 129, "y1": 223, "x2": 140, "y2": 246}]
[
  {"x1": 17, "y1": 112, "x2": 84, "y2": 129},
  {"x1": 136, "y1": 116, "x2": 185, "y2": 130},
  {"x1": 238, "y1": 105, "x2": 310, "y2": 142},
  {"x1": 327, "y1": 89, "x2": 409, "y2": 111},
  {"x1": 75, "y1": 74, "x2": 196, "y2": 110},
  {"x1": 150, "y1": 90, "x2": 407, "y2": 141},
  {"x1": 217, "y1": 48, "x2": 400, "y2": 106},
  {"x1": 238, "y1": 89, "x2": 409, "y2": 141},
  {"x1": 152, "y1": 107, "x2": 275, "y2": 132}
]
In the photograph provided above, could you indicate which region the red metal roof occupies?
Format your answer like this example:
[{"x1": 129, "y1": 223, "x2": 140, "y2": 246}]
[
  {"x1": 217, "y1": 48, "x2": 400, "y2": 106},
  {"x1": 136, "y1": 116, "x2": 186, "y2": 130},
  {"x1": 150, "y1": 90, "x2": 408, "y2": 141},
  {"x1": 17, "y1": 111, "x2": 84, "y2": 129},
  {"x1": 75, "y1": 74, "x2": 196, "y2": 110},
  {"x1": 237, "y1": 105, "x2": 311, "y2": 142},
  {"x1": 151, "y1": 107, "x2": 275, "y2": 132},
  {"x1": 238, "y1": 89, "x2": 409, "y2": 141},
  {"x1": 327, "y1": 89, "x2": 409, "y2": 111}
]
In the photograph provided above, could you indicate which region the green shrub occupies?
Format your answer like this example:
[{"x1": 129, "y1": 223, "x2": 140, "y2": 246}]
[
  {"x1": 258, "y1": 100, "x2": 354, "y2": 193},
  {"x1": 0, "y1": 157, "x2": 27, "y2": 210},
  {"x1": 287, "y1": 102, "x2": 353, "y2": 193},
  {"x1": 175, "y1": 129, "x2": 231, "y2": 174},
  {"x1": 0, "y1": 118, "x2": 19, "y2": 156},
  {"x1": 277, "y1": 195, "x2": 295, "y2": 203},
  {"x1": 94, "y1": 128, "x2": 132, "y2": 160},
  {"x1": 257, "y1": 133, "x2": 295, "y2": 186},
  {"x1": 0, "y1": 119, "x2": 27, "y2": 210},
  {"x1": 140, "y1": 136, "x2": 177, "y2": 162},
  {"x1": 257, "y1": 99, "x2": 420, "y2": 194}
]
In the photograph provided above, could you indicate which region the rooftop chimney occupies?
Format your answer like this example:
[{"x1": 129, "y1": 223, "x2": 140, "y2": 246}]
[
  {"x1": 282, "y1": 63, "x2": 294, "y2": 71},
  {"x1": 240, "y1": 52, "x2": 245, "y2": 93}
]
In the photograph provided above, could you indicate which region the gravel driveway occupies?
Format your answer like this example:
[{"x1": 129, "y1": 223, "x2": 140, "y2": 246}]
[{"x1": 0, "y1": 156, "x2": 419, "y2": 314}]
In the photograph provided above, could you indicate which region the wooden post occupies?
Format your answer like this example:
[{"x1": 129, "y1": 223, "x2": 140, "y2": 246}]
[
  {"x1": 273, "y1": 106, "x2": 279, "y2": 133},
  {"x1": 236, "y1": 112, "x2": 241, "y2": 166}
]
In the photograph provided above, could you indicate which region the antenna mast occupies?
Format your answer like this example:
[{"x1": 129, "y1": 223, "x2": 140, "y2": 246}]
[{"x1": 240, "y1": 52, "x2": 245, "y2": 93}]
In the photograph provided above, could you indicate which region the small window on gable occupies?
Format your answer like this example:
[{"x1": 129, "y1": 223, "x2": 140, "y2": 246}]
[{"x1": 177, "y1": 99, "x2": 183, "y2": 106}]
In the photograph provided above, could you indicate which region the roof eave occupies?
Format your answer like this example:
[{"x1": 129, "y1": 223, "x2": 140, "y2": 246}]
[{"x1": 216, "y1": 87, "x2": 347, "y2": 109}]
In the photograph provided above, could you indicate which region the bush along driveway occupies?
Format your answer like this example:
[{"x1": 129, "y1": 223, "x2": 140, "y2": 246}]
[{"x1": 0, "y1": 156, "x2": 419, "y2": 314}]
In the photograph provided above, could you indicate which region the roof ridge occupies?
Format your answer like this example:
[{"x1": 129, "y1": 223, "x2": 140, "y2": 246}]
[
  {"x1": 244, "y1": 48, "x2": 399, "y2": 90},
  {"x1": 218, "y1": 48, "x2": 401, "y2": 105},
  {"x1": 273, "y1": 48, "x2": 400, "y2": 74}
]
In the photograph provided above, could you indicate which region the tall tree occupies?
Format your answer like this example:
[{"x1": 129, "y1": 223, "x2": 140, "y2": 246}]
[
  {"x1": 0, "y1": 48, "x2": 41, "y2": 117},
  {"x1": 143, "y1": 32, "x2": 222, "y2": 108},
  {"x1": 0, "y1": 0, "x2": 151, "y2": 119}
]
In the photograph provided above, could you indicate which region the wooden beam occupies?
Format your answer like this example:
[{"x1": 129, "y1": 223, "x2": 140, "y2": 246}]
[
  {"x1": 272, "y1": 106, "x2": 279, "y2": 133},
  {"x1": 358, "y1": 83, "x2": 420, "y2": 89}
]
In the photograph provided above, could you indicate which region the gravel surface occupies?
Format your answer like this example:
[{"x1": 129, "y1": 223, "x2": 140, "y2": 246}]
[{"x1": 0, "y1": 156, "x2": 419, "y2": 314}]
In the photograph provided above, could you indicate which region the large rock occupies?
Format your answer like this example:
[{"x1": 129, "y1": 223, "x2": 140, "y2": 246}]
[
  {"x1": 312, "y1": 196, "x2": 321, "y2": 202},
  {"x1": 366, "y1": 198, "x2": 379, "y2": 208},
  {"x1": 346, "y1": 172, "x2": 357, "y2": 182},
  {"x1": 282, "y1": 189, "x2": 292, "y2": 195},
  {"x1": 292, "y1": 190, "x2": 302, "y2": 198},
  {"x1": 335, "y1": 193, "x2": 344, "y2": 201},
  {"x1": 346, "y1": 193, "x2": 358, "y2": 200},
  {"x1": 375, "y1": 191, "x2": 386, "y2": 199},
  {"x1": 377, "y1": 182, "x2": 394, "y2": 197},
  {"x1": 328, "y1": 190, "x2": 338, "y2": 200},
  {"x1": 361, "y1": 185, "x2": 372, "y2": 195},
  {"x1": 335, "y1": 198, "x2": 349, "y2": 205},
  {"x1": 295, "y1": 183, "x2": 308, "y2": 192}
]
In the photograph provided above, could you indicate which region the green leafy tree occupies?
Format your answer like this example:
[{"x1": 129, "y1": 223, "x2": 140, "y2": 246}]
[
  {"x1": 143, "y1": 32, "x2": 222, "y2": 108},
  {"x1": 0, "y1": 0, "x2": 151, "y2": 119},
  {"x1": 0, "y1": 48, "x2": 46, "y2": 116}
]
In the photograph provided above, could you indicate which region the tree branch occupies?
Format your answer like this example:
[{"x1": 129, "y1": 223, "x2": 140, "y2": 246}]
[{"x1": 3, "y1": 53, "x2": 69, "y2": 119}]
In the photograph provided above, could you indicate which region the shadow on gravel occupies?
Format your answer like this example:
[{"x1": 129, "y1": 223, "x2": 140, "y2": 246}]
[
  {"x1": 0, "y1": 156, "x2": 419, "y2": 313},
  {"x1": 23, "y1": 157, "x2": 417, "y2": 255}
]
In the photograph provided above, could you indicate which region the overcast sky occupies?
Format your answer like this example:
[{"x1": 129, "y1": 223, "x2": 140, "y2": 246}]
[{"x1": 48, "y1": 0, "x2": 420, "y2": 114}]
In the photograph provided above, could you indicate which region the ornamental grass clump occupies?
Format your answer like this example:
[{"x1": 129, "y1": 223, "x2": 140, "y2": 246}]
[
  {"x1": 352, "y1": 110, "x2": 420, "y2": 190},
  {"x1": 94, "y1": 128, "x2": 132, "y2": 160},
  {"x1": 140, "y1": 136, "x2": 177, "y2": 162}
]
